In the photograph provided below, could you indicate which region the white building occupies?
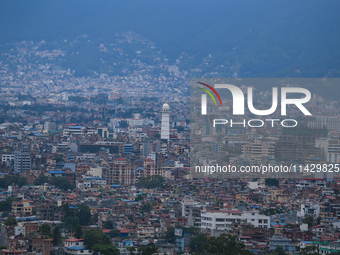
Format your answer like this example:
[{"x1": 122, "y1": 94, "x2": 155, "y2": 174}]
[
  {"x1": 88, "y1": 167, "x2": 103, "y2": 178},
  {"x1": 309, "y1": 116, "x2": 340, "y2": 130},
  {"x1": 200, "y1": 209, "x2": 270, "y2": 231},
  {"x1": 181, "y1": 195, "x2": 201, "y2": 218},
  {"x1": 2, "y1": 154, "x2": 15, "y2": 166},
  {"x1": 161, "y1": 103, "x2": 170, "y2": 141},
  {"x1": 63, "y1": 126, "x2": 86, "y2": 136}
]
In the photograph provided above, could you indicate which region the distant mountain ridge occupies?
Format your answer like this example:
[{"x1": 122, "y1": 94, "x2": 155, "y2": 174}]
[{"x1": 0, "y1": 0, "x2": 340, "y2": 77}]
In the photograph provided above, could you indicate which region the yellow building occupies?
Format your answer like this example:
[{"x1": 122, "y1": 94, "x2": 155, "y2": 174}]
[{"x1": 12, "y1": 200, "x2": 34, "y2": 216}]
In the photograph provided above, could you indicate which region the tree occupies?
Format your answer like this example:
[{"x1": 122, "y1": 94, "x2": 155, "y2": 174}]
[
  {"x1": 265, "y1": 178, "x2": 279, "y2": 187},
  {"x1": 190, "y1": 234, "x2": 208, "y2": 253},
  {"x1": 34, "y1": 175, "x2": 49, "y2": 185},
  {"x1": 164, "y1": 227, "x2": 175, "y2": 243},
  {"x1": 299, "y1": 246, "x2": 320, "y2": 255},
  {"x1": 138, "y1": 242, "x2": 159, "y2": 255},
  {"x1": 0, "y1": 197, "x2": 18, "y2": 212},
  {"x1": 140, "y1": 203, "x2": 153, "y2": 214},
  {"x1": 77, "y1": 204, "x2": 92, "y2": 226},
  {"x1": 84, "y1": 228, "x2": 112, "y2": 249},
  {"x1": 302, "y1": 216, "x2": 314, "y2": 228},
  {"x1": 4, "y1": 216, "x2": 16, "y2": 226},
  {"x1": 135, "y1": 194, "x2": 144, "y2": 201},
  {"x1": 92, "y1": 244, "x2": 120, "y2": 255},
  {"x1": 62, "y1": 204, "x2": 92, "y2": 227},
  {"x1": 201, "y1": 234, "x2": 252, "y2": 255},
  {"x1": 40, "y1": 223, "x2": 52, "y2": 237},
  {"x1": 103, "y1": 220, "x2": 114, "y2": 229},
  {"x1": 52, "y1": 226, "x2": 62, "y2": 246},
  {"x1": 136, "y1": 175, "x2": 165, "y2": 189},
  {"x1": 108, "y1": 230, "x2": 120, "y2": 238},
  {"x1": 272, "y1": 246, "x2": 287, "y2": 255},
  {"x1": 128, "y1": 215, "x2": 134, "y2": 222},
  {"x1": 50, "y1": 177, "x2": 74, "y2": 191},
  {"x1": 74, "y1": 225, "x2": 83, "y2": 239}
]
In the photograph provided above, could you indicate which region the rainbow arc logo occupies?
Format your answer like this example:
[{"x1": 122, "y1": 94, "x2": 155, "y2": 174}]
[{"x1": 197, "y1": 82, "x2": 222, "y2": 106}]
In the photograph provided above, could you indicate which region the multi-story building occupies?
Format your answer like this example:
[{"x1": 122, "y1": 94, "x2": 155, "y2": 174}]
[
  {"x1": 12, "y1": 200, "x2": 34, "y2": 217},
  {"x1": 1, "y1": 154, "x2": 15, "y2": 166},
  {"x1": 106, "y1": 158, "x2": 135, "y2": 185},
  {"x1": 36, "y1": 203, "x2": 62, "y2": 221},
  {"x1": 269, "y1": 235, "x2": 296, "y2": 252},
  {"x1": 14, "y1": 149, "x2": 31, "y2": 173},
  {"x1": 200, "y1": 209, "x2": 270, "y2": 231},
  {"x1": 141, "y1": 159, "x2": 165, "y2": 177},
  {"x1": 275, "y1": 128, "x2": 327, "y2": 163},
  {"x1": 44, "y1": 121, "x2": 56, "y2": 131},
  {"x1": 63, "y1": 125, "x2": 86, "y2": 136},
  {"x1": 242, "y1": 140, "x2": 275, "y2": 158},
  {"x1": 308, "y1": 116, "x2": 340, "y2": 130},
  {"x1": 27, "y1": 235, "x2": 53, "y2": 255}
]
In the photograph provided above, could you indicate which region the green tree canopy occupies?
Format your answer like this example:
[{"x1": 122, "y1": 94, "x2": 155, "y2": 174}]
[
  {"x1": 34, "y1": 175, "x2": 50, "y2": 185},
  {"x1": 138, "y1": 242, "x2": 159, "y2": 255},
  {"x1": 52, "y1": 226, "x2": 62, "y2": 246},
  {"x1": 265, "y1": 178, "x2": 279, "y2": 187},
  {"x1": 0, "y1": 174, "x2": 27, "y2": 189},
  {"x1": 84, "y1": 228, "x2": 112, "y2": 249},
  {"x1": 272, "y1": 246, "x2": 287, "y2": 255},
  {"x1": 0, "y1": 197, "x2": 18, "y2": 212},
  {"x1": 103, "y1": 220, "x2": 114, "y2": 229},
  {"x1": 136, "y1": 175, "x2": 165, "y2": 189},
  {"x1": 200, "y1": 234, "x2": 252, "y2": 255},
  {"x1": 74, "y1": 225, "x2": 83, "y2": 239},
  {"x1": 40, "y1": 223, "x2": 52, "y2": 237},
  {"x1": 108, "y1": 230, "x2": 120, "y2": 238},
  {"x1": 4, "y1": 216, "x2": 16, "y2": 226},
  {"x1": 92, "y1": 244, "x2": 120, "y2": 255},
  {"x1": 190, "y1": 234, "x2": 208, "y2": 253}
]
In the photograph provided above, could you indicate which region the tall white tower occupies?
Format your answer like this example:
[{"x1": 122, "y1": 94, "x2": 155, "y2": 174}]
[{"x1": 161, "y1": 103, "x2": 170, "y2": 141}]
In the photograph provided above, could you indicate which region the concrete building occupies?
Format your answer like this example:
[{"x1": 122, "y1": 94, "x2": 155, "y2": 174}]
[
  {"x1": 14, "y1": 149, "x2": 31, "y2": 173},
  {"x1": 161, "y1": 103, "x2": 170, "y2": 141},
  {"x1": 106, "y1": 158, "x2": 135, "y2": 185},
  {"x1": 200, "y1": 209, "x2": 270, "y2": 231}
]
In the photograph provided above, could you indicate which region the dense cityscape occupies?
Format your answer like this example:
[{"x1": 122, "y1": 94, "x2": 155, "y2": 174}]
[{"x1": 1, "y1": 1, "x2": 340, "y2": 255}]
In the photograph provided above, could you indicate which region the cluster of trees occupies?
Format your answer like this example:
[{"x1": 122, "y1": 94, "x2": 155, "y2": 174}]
[
  {"x1": 0, "y1": 197, "x2": 19, "y2": 212},
  {"x1": 61, "y1": 204, "x2": 94, "y2": 231},
  {"x1": 84, "y1": 228, "x2": 119, "y2": 255},
  {"x1": 193, "y1": 234, "x2": 252, "y2": 255},
  {"x1": 38, "y1": 223, "x2": 62, "y2": 245},
  {"x1": 302, "y1": 215, "x2": 321, "y2": 228},
  {"x1": 34, "y1": 175, "x2": 75, "y2": 191},
  {"x1": 0, "y1": 174, "x2": 27, "y2": 189},
  {"x1": 265, "y1": 178, "x2": 279, "y2": 187},
  {"x1": 127, "y1": 242, "x2": 159, "y2": 255},
  {"x1": 136, "y1": 175, "x2": 165, "y2": 189}
]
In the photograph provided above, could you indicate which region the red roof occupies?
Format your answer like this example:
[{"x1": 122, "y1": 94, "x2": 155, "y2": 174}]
[
  {"x1": 302, "y1": 178, "x2": 325, "y2": 181},
  {"x1": 120, "y1": 229, "x2": 132, "y2": 233},
  {"x1": 114, "y1": 158, "x2": 127, "y2": 161},
  {"x1": 312, "y1": 225, "x2": 325, "y2": 228},
  {"x1": 65, "y1": 239, "x2": 82, "y2": 242}
]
